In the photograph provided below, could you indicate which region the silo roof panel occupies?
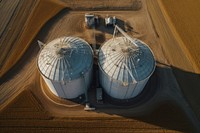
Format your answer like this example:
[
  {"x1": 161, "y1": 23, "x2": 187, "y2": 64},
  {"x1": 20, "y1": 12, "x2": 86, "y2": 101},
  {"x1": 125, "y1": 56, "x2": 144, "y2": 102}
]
[
  {"x1": 99, "y1": 37, "x2": 155, "y2": 83},
  {"x1": 38, "y1": 37, "x2": 93, "y2": 81}
]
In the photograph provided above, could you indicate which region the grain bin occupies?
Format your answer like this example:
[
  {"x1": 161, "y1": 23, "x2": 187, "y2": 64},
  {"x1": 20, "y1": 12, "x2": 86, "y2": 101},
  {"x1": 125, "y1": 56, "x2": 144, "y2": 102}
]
[
  {"x1": 98, "y1": 37, "x2": 155, "y2": 99},
  {"x1": 37, "y1": 36, "x2": 93, "y2": 99}
]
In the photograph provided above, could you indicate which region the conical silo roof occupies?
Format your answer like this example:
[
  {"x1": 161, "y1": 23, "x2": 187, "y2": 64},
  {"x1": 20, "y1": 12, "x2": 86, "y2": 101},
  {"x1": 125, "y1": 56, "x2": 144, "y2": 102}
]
[
  {"x1": 99, "y1": 37, "x2": 155, "y2": 84},
  {"x1": 37, "y1": 36, "x2": 93, "y2": 81}
]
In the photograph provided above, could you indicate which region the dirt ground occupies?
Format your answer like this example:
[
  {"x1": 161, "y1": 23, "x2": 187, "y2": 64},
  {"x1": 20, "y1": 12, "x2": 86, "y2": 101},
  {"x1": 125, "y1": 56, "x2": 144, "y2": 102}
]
[
  {"x1": 0, "y1": 89, "x2": 194, "y2": 133},
  {"x1": 0, "y1": 0, "x2": 200, "y2": 132},
  {"x1": 60, "y1": 0, "x2": 142, "y2": 11}
]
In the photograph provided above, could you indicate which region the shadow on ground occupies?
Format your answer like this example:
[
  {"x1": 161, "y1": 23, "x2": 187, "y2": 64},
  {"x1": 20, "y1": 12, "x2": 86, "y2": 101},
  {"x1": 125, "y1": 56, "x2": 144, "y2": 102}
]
[
  {"x1": 89, "y1": 65, "x2": 198, "y2": 132},
  {"x1": 172, "y1": 66, "x2": 200, "y2": 121},
  {"x1": 1, "y1": 7, "x2": 199, "y2": 132}
]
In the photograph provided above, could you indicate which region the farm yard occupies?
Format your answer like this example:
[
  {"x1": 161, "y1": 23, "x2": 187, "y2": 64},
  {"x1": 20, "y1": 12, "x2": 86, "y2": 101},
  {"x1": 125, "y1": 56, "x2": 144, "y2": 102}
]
[{"x1": 0, "y1": 0, "x2": 200, "y2": 132}]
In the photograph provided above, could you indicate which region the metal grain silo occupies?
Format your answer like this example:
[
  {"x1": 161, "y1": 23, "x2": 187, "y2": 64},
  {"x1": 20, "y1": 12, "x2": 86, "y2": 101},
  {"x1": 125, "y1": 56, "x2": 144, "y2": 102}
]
[
  {"x1": 98, "y1": 37, "x2": 155, "y2": 99},
  {"x1": 37, "y1": 36, "x2": 93, "y2": 99}
]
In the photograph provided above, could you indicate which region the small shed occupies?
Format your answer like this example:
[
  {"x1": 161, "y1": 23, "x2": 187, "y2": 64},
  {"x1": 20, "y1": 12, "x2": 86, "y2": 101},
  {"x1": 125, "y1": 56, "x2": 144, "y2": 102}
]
[
  {"x1": 85, "y1": 13, "x2": 95, "y2": 28},
  {"x1": 105, "y1": 16, "x2": 116, "y2": 26}
]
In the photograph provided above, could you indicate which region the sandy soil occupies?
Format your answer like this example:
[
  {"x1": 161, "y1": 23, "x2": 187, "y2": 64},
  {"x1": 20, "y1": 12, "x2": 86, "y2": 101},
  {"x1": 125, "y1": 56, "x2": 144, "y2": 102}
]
[
  {"x1": 147, "y1": 0, "x2": 200, "y2": 120},
  {"x1": 0, "y1": 0, "x2": 199, "y2": 132}
]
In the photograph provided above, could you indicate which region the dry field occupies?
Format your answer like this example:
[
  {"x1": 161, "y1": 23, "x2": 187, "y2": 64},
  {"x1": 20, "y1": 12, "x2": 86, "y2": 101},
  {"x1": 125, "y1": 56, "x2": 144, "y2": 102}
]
[
  {"x1": 0, "y1": 0, "x2": 65, "y2": 77},
  {"x1": 161, "y1": 0, "x2": 200, "y2": 72},
  {"x1": 60, "y1": 0, "x2": 142, "y2": 11},
  {"x1": 147, "y1": 0, "x2": 200, "y2": 120},
  {"x1": 0, "y1": 0, "x2": 200, "y2": 132}
]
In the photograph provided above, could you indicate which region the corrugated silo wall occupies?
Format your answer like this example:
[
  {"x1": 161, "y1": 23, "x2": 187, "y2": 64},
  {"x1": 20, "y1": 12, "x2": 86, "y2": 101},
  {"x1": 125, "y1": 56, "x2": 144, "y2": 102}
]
[
  {"x1": 41, "y1": 67, "x2": 93, "y2": 99},
  {"x1": 99, "y1": 67, "x2": 149, "y2": 99}
]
